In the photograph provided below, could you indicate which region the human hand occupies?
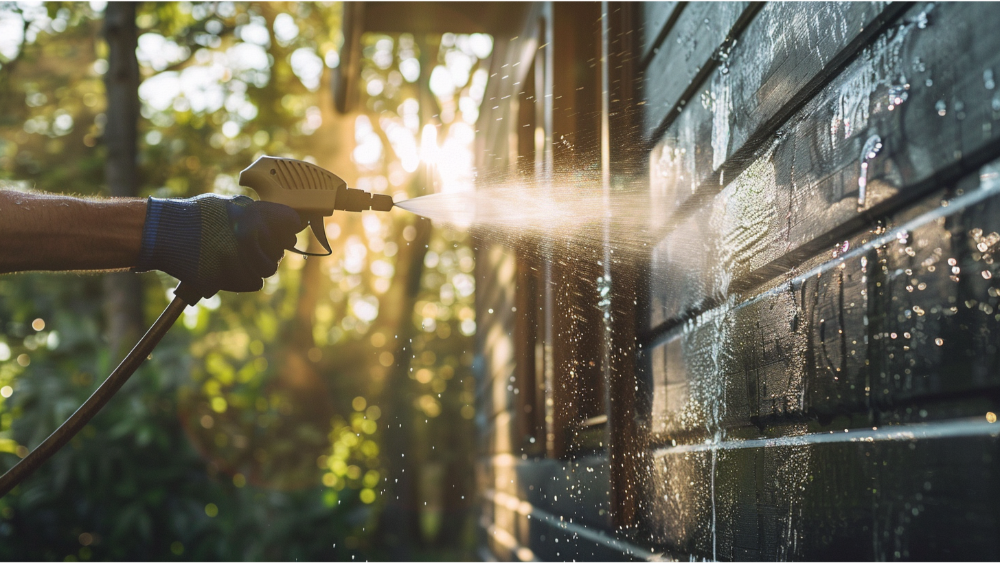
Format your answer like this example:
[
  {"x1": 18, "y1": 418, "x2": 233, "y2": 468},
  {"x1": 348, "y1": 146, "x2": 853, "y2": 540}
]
[{"x1": 135, "y1": 194, "x2": 304, "y2": 296}]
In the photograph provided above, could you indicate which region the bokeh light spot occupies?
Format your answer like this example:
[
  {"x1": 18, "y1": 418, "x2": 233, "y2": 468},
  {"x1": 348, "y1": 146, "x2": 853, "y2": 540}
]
[
  {"x1": 360, "y1": 488, "x2": 376, "y2": 504},
  {"x1": 352, "y1": 396, "x2": 367, "y2": 411}
]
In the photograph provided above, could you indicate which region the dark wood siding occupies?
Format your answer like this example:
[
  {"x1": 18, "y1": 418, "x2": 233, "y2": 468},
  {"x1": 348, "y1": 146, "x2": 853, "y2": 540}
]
[
  {"x1": 475, "y1": 2, "x2": 1000, "y2": 560},
  {"x1": 640, "y1": 1, "x2": 1000, "y2": 559}
]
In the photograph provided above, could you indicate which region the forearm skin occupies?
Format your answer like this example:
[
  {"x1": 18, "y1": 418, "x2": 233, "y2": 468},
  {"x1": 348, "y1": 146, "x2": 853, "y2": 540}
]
[{"x1": 0, "y1": 190, "x2": 146, "y2": 274}]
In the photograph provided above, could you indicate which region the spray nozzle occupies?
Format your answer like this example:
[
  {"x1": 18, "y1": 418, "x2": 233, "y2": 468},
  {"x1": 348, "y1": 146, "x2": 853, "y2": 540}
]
[
  {"x1": 239, "y1": 156, "x2": 393, "y2": 256},
  {"x1": 334, "y1": 187, "x2": 394, "y2": 212}
]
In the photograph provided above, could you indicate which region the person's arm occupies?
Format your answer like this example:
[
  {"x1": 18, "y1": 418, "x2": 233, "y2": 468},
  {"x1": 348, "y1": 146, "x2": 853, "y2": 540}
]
[
  {"x1": 0, "y1": 190, "x2": 146, "y2": 274},
  {"x1": 0, "y1": 188, "x2": 304, "y2": 295}
]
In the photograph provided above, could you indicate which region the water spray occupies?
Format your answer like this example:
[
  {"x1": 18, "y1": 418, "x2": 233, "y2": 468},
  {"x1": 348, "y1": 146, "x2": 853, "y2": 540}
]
[{"x1": 0, "y1": 156, "x2": 394, "y2": 497}]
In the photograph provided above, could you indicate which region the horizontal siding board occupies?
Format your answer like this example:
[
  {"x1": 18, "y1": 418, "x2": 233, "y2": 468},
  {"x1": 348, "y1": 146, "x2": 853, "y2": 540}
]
[
  {"x1": 647, "y1": 423, "x2": 1000, "y2": 559},
  {"x1": 779, "y1": 1, "x2": 1000, "y2": 283},
  {"x1": 515, "y1": 456, "x2": 613, "y2": 531},
  {"x1": 874, "y1": 176, "x2": 1000, "y2": 405},
  {"x1": 642, "y1": 2, "x2": 753, "y2": 141},
  {"x1": 645, "y1": 0, "x2": 896, "y2": 217},
  {"x1": 729, "y1": 286, "x2": 805, "y2": 423},
  {"x1": 481, "y1": 496, "x2": 637, "y2": 561},
  {"x1": 528, "y1": 514, "x2": 639, "y2": 561},
  {"x1": 638, "y1": 1, "x2": 682, "y2": 66},
  {"x1": 476, "y1": 456, "x2": 613, "y2": 530},
  {"x1": 800, "y1": 243, "x2": 872, "y2": 416},
  {"x1": 648, "y1": 248, "x2": 871, "y2": 435},
  {"x1": 649, "y1": 139, "x2": 794, "y2": 328}
]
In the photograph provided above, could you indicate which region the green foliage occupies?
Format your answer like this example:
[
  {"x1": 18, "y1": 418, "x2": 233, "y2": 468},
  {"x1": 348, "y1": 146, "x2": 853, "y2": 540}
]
[
  {"x1": 0, "y1": 3, "x2": 376, "y2": 560},
  {"x1": 0, "y1": 2, "x2": 486, "y2": 559}
]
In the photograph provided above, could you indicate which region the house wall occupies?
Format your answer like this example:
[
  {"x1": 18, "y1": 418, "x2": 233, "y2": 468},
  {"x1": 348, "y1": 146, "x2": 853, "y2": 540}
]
[{"x1": 475, "y1": 2, "x2": 1000, "y2": 560}]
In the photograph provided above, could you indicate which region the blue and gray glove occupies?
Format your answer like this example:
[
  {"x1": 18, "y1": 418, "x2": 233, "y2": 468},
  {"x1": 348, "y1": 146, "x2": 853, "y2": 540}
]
[{"x1": 135, "y1": 194, "x2": 304, "y2": 297}]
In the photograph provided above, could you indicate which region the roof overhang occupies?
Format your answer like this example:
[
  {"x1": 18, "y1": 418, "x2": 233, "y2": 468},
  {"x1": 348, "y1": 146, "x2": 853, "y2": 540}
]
[{"x1": 333, "y1": 2, "x2": 530, "y2": 113}]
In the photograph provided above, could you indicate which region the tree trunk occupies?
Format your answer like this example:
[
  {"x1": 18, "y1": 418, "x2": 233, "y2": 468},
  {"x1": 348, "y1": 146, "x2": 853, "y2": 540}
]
[
  {"x1": 380, "y1": 211, "x2": 432, "y2": 559},
  {"x1": 380, "y1": 33, "x2": 438, "y2": 557},
  {"x1": 102, "y1": 2, "x2": 144, "y2": 358}
]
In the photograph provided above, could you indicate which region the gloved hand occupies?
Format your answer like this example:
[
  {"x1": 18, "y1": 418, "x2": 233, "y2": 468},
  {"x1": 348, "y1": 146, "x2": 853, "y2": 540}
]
[{"x1": 135, "y1": 194, "x2": 304, "y2": 296}]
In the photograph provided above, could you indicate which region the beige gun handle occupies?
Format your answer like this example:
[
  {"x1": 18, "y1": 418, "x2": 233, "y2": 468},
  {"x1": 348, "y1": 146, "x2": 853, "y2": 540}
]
[
  {"x1": 239, "y1": 155, "x2": 345, "y2": 214},
  {"x1": 238, "y1": 156, "x2": 393, "y2": 256}
]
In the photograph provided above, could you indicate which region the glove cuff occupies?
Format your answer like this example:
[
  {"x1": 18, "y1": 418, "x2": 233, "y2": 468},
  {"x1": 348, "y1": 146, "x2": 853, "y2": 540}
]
[{"x1": 134, "y1": 197, "x2": 201, "y2": 282}]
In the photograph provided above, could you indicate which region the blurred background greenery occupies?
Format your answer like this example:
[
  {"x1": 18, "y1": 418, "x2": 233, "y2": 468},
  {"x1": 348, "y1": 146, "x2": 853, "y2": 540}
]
[{"x1": 0, "y1": 2, "x2": 489, "y2": 560}]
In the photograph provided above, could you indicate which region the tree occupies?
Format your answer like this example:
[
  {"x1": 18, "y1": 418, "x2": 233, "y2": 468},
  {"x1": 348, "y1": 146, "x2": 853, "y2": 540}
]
[{"x1": 102, "y1": 1, "x2": 144, "y2": 358}]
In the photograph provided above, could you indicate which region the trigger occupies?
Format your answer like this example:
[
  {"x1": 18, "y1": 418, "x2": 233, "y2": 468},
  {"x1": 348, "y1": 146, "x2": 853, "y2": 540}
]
[
  {"x1": 289, "y1": 215, "x2": 334, "y2": 257},
  {"x1": 310, "y1": 219, "x2": 333, "y2": 255}
]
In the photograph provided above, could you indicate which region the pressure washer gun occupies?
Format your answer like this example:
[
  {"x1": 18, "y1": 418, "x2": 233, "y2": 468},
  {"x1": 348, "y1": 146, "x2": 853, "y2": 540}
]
[
  {"x1": 238, "y1": 156, "x2": 393, "y2": 257},
  {"x1": 0, "y1": 156, "x2": 393, "y2": 497}
]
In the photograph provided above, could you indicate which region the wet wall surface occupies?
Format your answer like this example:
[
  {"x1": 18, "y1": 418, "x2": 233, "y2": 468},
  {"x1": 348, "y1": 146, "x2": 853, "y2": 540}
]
[
  {"x1": 642, "y1": 1, "x2": 1000, "y2": 560},
  {"x1": 474, "y1": 2, "x2": 1000, "y2": 561}
]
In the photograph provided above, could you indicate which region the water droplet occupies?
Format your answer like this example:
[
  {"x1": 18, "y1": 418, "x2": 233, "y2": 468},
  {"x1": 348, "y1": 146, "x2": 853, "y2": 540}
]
[
  {"x1": 935, "y1": 338, "x2": 944, "y2": 346},
  {"x1": 887, "y1": 82, "x2": 909, "y2": 111},
  {"x1": 935, "y1": 99, "x2": 947, "y2": 116},
  {"x1": 925, "y1": 77, "x2": 934, "y2": 87},
  {"x1": 985, "y1": 69, "x2": 996, "y2": 90},
  {"x1": 858, "y1": 135, "x2": 883, "y2": 207},
  {"x1": 915, "y1": 10, "x2": 930, "y2": 29}
]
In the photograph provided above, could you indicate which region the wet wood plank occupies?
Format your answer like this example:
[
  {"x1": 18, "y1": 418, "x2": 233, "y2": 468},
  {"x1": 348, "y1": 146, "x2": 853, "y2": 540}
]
[
  {"x1": 872, "y1": 171, "x2": 1000, "y2": 406},
  {"x1": 516, "y1": 456, "x2": 613, "y2": 531},
  {"x1": 799, "y1": 245, "x2": 872, "y2": 417},
  {"x1": 721, "y1": 2, "x2": 896, "y2": 170},
  {"x1": 648, "y1": 244, "x2": 870, "y2": 436},
  {"x1": 648, "y1": 139, "x2": 794, "y2": 328},
  {"x1": 477, "y1": 456, "x2": 624, "y2": 559},
  {"x1": 482, "y1": 493, "x2": 633, "y2": 561},
  {"x1": 647, "y1": 426, "x2": 1000, "y2": 560},
  {"x1": 638, "y1": 1, "x2": 682, "y2": 67},
  {"x1": 641, "y1": 2, "x2": 753, "y2": 142},
  {"x1": 647, "y1": 280, "x2": 800, "y2": 436}
]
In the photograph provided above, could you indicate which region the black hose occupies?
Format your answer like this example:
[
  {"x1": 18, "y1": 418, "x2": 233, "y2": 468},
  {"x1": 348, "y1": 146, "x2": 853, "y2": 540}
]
[{"x1": 0, "y1": 287, "x2": 194, "y2": 498}]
